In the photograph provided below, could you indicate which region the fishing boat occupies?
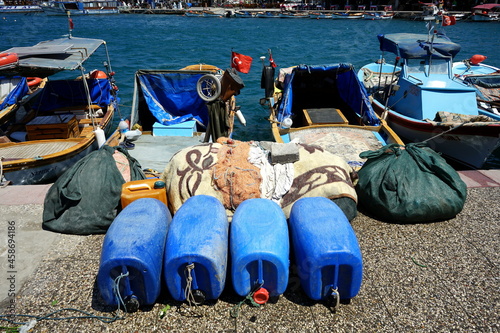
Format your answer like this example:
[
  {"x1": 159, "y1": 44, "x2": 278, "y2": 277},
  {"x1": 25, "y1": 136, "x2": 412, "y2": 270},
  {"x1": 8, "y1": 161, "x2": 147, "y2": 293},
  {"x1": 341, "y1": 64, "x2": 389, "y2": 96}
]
[
  {"x1": 358, "y1": 30, "x2": 500, "y2": 169},
  {"x1": 40, "y1": 0, "x2": 119, "y2": 15},
  {"x1": 279, "y1": 11, "x2": 309, "y2": 18},
  {"x1": 0, "y1": 36, "x2": 117, "y2": 185},
  {"x1": 234, "y1": 10, "x2": 254, "y2": 18},
  {"x1": 363, "y1": 11, "x2": 394, "y2": 20},
  {"x1": 470, "y1": 3, "x2": 500, "y2": 21},
  {"x1": 256, "y1": 10, "x2": 280, "y2": 18},
  {"x1": 105, "y1": 64, "x2": 245, "y2": 171},
  {"x1": 260, "y1": 63, "x2": 403, "y2": 170},
  {"x1": 309, "y1": 11, "x2": 332, "y2": 19},
  {"x1": 452, "y1": 55, "x2": 500, "y2": 116},
  {"x1": 331, "y1": 12, "x2": 363, "y2": 19}
]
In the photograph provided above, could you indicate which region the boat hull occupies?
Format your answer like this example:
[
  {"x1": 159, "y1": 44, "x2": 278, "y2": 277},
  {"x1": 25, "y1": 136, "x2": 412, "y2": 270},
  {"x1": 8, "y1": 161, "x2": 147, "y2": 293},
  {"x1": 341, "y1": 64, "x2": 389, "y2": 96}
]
[{"x1": 373, "y1": 101, "x2": 500, "y2": 169}]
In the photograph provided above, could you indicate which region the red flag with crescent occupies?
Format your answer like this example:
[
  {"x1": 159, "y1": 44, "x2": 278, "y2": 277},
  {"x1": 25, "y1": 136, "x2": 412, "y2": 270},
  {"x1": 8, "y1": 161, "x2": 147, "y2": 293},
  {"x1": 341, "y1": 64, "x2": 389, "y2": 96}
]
[
  {"x1": 231, "y1": 51, "x2": 253, "y2": 74},
  {"x1": 442, "y1": 15, "x2": 456, "y2": 26},
  {"x1": 69, "y1": 17, "x2": 74, "y2": 29}
]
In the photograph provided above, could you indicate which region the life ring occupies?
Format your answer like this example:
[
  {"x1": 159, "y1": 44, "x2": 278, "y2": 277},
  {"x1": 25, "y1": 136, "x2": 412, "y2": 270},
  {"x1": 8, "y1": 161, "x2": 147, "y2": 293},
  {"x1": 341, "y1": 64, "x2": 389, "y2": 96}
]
[
  {"x1": 0, "y1": 52, "x2": 18, "y2": 68},
  {"x1": 27, "y1": 77, "x2": 42, "y2": 87}
]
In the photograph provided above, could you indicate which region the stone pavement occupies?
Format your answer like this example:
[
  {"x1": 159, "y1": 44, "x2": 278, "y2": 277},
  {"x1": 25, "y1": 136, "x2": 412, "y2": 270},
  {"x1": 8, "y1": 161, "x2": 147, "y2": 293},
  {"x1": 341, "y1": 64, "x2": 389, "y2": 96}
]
[{"x1": 0, "y1": 177, "x2": 498, "y2": 332}]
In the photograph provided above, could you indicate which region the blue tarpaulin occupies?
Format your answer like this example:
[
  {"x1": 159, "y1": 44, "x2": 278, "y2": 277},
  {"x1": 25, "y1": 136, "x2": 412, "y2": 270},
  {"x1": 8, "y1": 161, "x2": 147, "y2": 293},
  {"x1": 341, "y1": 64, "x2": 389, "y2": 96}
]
[
  {"x1": 137, "y1": 71, "x2": 209, "y2": 127},
  {"x1": 377, "y1": 33, "x2": 461, "y2": 59},
  {"x1": 32, "y1": 78, "x2": 113, "y2": 113},
  {"x1": 0, "y1": 77, "x2": 29, "y2": 111},
  {"x1": 277, "y1": 64, "x2": 380, "y2": 126}
]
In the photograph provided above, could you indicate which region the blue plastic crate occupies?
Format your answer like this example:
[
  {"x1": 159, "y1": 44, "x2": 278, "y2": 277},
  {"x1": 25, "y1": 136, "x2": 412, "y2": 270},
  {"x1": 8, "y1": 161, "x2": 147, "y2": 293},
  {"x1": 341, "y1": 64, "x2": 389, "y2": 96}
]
[{"x1": 153, "y1": 121, "x2": 196, "y2": 137}]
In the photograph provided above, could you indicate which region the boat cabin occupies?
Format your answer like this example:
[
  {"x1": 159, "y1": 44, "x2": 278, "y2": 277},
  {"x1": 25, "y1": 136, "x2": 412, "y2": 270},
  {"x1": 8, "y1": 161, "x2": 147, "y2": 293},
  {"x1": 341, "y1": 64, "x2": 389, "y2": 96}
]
[{"x1": 378, "y1": 33, "x2": 479, "y2": 120}]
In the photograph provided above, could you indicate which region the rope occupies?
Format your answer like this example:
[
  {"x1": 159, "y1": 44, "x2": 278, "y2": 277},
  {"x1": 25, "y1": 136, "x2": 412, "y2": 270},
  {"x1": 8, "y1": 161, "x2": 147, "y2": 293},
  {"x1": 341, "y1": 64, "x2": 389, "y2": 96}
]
[
  {"x1": 184, "y1": 263, "x2": 197, "y2": 307},
  {"x1": 0, "y1": 273, "x2": 129, "y2": 329}
]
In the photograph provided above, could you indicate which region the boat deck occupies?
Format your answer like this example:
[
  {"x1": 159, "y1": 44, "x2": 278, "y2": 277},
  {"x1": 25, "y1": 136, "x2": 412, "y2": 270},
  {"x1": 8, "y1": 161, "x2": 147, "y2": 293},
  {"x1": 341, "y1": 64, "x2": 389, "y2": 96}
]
[
  {"x1": 126, "y1": 133, "x2": 206, "y2": 172},
  {"x1": 289, "y1": 127, "x2": 385, "y2": 165},
  {"x1": 0, "y1": 141, "x2": 78, "y2": 160}
]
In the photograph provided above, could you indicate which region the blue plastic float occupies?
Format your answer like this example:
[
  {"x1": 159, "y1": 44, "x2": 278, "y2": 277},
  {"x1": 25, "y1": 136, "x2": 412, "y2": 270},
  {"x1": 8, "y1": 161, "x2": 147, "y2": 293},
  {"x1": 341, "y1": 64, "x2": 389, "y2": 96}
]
[
  {"x1": 231, "y1": 198, "x2": 289, "y2": 303},
  {"x1": 97, "y1": 198, "x2": 171, "y2": 311},
  {"x1": 289, "y1": 197, "x2": 363, "y2": 304},
  {"x1": 164, "y1": 195, "x2": 229, "y2": 304}
]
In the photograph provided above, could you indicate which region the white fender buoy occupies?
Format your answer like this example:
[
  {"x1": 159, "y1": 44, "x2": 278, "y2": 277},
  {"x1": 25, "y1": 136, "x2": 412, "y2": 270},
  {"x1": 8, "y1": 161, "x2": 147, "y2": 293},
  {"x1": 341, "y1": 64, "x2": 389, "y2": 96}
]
[
  {"x1": 94, "y1": 126, "x2": 106, "y2": 148},
  {"x1": 235, "y1": 109, "x2": 246, "y2": 126}
]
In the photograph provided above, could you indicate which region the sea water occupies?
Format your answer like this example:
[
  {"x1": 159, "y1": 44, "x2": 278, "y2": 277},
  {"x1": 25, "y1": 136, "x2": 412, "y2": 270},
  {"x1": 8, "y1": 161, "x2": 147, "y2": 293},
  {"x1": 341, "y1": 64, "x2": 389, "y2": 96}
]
[{"x1": 1, "y1": 14, "x2": 499, "y2": 166}]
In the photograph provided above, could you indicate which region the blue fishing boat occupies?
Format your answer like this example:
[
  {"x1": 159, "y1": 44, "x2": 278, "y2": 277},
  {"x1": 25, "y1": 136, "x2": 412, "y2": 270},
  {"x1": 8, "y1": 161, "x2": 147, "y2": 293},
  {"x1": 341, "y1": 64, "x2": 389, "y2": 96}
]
[
  {"x1": 0, "y1": 36, "x2": 117, "y2": 185},
  {"x1": 230, "y1": 199, "x2": 289, "y2": 303},
  {"x1": 289, "y1": 197, "x2": 363, "y2": 305},
  {"x1": 164, "y1": 195, "x2": 229, "y2": 305},
  {"x1": 98, "y1": 198, "x2": 171, "y2": 311},
  {"x1": 40, "y1": 0, "x2": 120, "y2": 15},
  {"x1": 358, "y1": 29, "x2": 500, "y2": 169},
  {"x1": 261, "y1": 62, "x2": 403, "y2": 170}
]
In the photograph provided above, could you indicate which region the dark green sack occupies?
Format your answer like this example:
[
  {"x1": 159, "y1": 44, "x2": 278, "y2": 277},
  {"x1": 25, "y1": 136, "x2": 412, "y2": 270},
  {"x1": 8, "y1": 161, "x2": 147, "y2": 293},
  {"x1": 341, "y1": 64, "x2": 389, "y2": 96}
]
[
  {"x1": 356, "y1": 143, "x2": 467, "y2": 223},
  {"x1": 42, "y1": 145, "x2": 145, "y2": 235}
]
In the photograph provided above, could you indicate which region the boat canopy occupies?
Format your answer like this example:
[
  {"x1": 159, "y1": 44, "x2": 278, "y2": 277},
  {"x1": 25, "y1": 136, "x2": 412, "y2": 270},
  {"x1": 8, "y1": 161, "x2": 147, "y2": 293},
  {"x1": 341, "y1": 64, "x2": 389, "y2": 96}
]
[
  {"x1": 277, "y1": 64, "x2": 380, "y2": 126},
  {"x1": 472, "y1": 3, "x2": 500, "y2": 10},
  {"x1": 0, "y1": 77, "x2": 29, "y2": 111},
  {"x1": 377, "y1": 33, "x2": 461, "y2": 59},
  {"x1": 0, "y1": 37, "x2": 107, "y2": 78},
  {"x1": 133, "y1": 69, "x2": 210, "y2": 128},
  {"x1": 31, "y1": 78, "x2": 113, "y2": 113}
]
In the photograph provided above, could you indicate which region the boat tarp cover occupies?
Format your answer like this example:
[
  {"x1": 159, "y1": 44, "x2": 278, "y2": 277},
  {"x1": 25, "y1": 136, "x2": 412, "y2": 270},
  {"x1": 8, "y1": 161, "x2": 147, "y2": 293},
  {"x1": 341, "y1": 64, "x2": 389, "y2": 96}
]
[
  {"x1": 0, "y1": 77, "x2": 29, "y2": 111},
  {"x1": 42, "y1": 145, "x2": 146, "y2": 235},
  {"x1": 137, "y1": 70, "x2": 209, "y2": 127},
  {"x1": 472, "y1": 3, "x2": 500, "y2": 10},
  {"x1": 32, "y1": 78, "x2": 113, "y2": 112},
  {"x1": 277, "y1": 64, "x2": 380, "y2": 126},
  {"x1": 356, "y1": 142, "x2": 467, "y2": 223},
  {"x1": 377, "y1": 33, "x2": 461, "y2": 59}
]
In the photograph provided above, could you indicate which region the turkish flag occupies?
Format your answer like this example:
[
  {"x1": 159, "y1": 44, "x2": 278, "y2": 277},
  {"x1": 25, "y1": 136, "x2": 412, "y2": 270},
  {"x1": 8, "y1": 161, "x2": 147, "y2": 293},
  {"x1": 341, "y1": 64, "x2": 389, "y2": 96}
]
[
  {"x1": 69, "y1": 18, "x2": 74, "y2": 30},
  {"x1": 442, "y1": 15, "x2": 456, "y2": 26},
  {"x1": 269, "y1": 53, "x2": 277, "y2": 68},
  {"x1": 231, "y1": 51, "x2": 253, "y2": 74}
]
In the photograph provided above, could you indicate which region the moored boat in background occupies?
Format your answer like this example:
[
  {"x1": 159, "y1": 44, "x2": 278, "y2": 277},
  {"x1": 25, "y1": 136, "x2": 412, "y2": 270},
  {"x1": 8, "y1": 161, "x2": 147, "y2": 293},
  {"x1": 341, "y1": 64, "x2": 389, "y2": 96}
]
[
  {"x1": 0, "y1": 36, "x2": 117, "y2": 185},
  {"x1": 261, "y1": 62, "x2": 403, "y2": 169},
  {"x1": 40, "y1": 0, "x2": 120, "y2": 15},
  {"x1": 358, "y1": 30, "x2": 500, "y2": 169},
  {"x1": 470, "y1": 3, "x2": 500, "y2": 21}
]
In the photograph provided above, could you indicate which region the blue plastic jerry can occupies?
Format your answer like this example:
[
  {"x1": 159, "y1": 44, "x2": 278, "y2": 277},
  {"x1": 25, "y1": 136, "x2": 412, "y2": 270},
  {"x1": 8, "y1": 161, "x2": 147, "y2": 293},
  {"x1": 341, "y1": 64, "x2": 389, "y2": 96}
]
[
  {"x1": 289, "y1": 197, "x2": 363, "y2": 302},
  {"x1": 98, "y1": 198, "x2": 172, "y2": 311},
  {"x1": 164, "y1": 195, "x2": 229, "y2": 304},
  {"x1": 231, "y1": 198, "x2": 289, "y2": 303}
]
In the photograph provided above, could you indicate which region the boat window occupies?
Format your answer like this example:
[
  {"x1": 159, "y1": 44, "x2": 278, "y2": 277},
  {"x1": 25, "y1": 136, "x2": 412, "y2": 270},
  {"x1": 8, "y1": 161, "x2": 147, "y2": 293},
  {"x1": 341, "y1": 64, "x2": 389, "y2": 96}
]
[{"x1": 406, "y1": 59, "x2": 449, "y2": 75}]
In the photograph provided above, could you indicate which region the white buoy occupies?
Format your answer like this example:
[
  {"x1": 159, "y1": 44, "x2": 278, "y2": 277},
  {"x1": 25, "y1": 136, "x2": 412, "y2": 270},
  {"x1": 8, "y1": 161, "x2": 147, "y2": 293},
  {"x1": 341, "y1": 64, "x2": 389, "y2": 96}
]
[
  {"x1": 118, "y1": 118, "x2": 129, "y2": 133},
  {"x1": 94, "y1": 126, "x2": 106, "y2": 148},
  {"x1": 236, "y1": 110, "x2": 246, "y2": 126}
]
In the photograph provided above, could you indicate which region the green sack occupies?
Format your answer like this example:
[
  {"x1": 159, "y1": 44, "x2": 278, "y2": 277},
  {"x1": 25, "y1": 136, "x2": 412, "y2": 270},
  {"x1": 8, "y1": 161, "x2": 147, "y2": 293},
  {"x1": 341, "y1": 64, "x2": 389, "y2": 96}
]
[
  {"x1": 42, "y1": 146, "x2": 145, "y2": 235},
  {"x1": 356, "y1": 143, "x2": 467, "y2": 223}
]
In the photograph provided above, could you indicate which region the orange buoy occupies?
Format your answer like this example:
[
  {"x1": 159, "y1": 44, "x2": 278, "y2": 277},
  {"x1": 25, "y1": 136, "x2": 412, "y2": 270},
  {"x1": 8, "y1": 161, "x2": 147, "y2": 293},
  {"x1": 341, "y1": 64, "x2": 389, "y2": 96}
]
[
  {"x1": 90, "y1": 70, "x2": 107, "y2": 79},
  {"x1": 27, "y1": 77, "x2": 42, "y2": 87},
  {"x1": 0, "y1": 52, "x2": 18, "y2": 68},
  {"x1": 470, "y1": 54, "x2": 487, "y2": 65}
]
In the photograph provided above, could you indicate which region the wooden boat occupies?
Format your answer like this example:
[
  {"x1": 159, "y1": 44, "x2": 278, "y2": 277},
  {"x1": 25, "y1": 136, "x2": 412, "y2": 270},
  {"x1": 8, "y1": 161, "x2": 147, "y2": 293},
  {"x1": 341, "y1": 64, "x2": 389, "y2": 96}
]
[
  {"x1": 358, "y1": 31, "x2": 500, "y2": 169},
  {"x1": 234, "y1": 10, "x2": 254, "y2": 18},
  {"x1": 452, "y1": 56, "x2": 500, "y2": 116},
  {"x1": 309, "y1": 12, "x2": 332, "y2": 19},
  {"x1": 470, "y1": 4, "x2": 500, "y2": 22},
  {"x1": 279, "y1": 11, "x2": 310, "y2": 18},
  {"x1": 331, "y1": 12, "x2": 364, "y2": 19},
  {"x1": 363, "y1": 12, "x2": 394, "y2": 20},
  {"x1": 40, "y1": 0, "x2": 120, "y2": 15},
  {"x1": 105, "y1": 64, "x2": 245, "y2": 171},
  {"x1": 260, "y1": 63, "x2": 403, "y2": 170},
  {"x1": 256, "y1": 11, "x2": 280, "y2": 18},
  {"x1": 0, "y1": 36, "x2": 117, "y2": 185}
]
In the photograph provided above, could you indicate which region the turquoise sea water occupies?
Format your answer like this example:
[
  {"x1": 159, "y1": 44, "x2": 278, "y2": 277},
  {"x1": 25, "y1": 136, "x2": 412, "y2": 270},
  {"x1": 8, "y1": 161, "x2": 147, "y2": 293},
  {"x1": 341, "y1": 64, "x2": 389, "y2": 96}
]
[{"x1": 1, "y1": 14, "x2": 500, "y2": 164}]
